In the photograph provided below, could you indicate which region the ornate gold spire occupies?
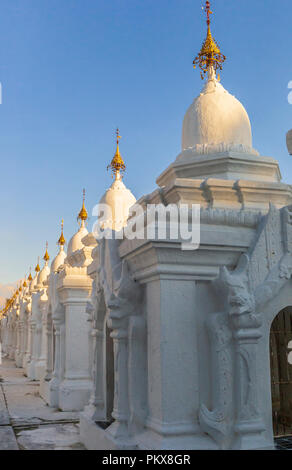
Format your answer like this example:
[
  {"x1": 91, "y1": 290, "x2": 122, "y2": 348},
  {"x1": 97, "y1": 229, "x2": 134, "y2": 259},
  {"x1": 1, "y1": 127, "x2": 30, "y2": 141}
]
[
  {"x1": 43, "y1": 242, "x2": 50, "y2": 262},
  {"x1": 78, "y1": 189, "x2": 88, "y2": 222},
  {"x1": 107, "y1": 128, "x2": 126, "y2": 180},
  {"x1": 193, "y1": 1, "x2": 226, "y2": 80},
  {"x1": 58, "y1": 219, "x2": 66, "y2": 246},
  {"x1": 23, "y1": 277, "x2": 27, "y2": 288},
  {"x1": 28, "y1": 272, "x2": 33, "y2": 282},
  {"x1": 35, "y1": 257, "x2": 40, "y2": 273}
]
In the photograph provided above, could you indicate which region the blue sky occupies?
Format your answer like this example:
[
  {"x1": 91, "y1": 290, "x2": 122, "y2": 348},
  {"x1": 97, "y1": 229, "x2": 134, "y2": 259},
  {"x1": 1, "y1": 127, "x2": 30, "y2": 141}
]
[{"x1": 0, "y1": 0, "x2": 291, "y2": 285}]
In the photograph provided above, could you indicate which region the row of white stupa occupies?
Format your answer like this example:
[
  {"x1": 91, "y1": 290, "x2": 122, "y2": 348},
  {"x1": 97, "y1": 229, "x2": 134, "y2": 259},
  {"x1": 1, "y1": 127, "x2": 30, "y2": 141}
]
[
  {"x1": 0, "y1": 48, "x2": 262, "y2": 321},
  {"x1": 1, "y1": 3, "x2": 291, "y2": 449},
  {"x1": 0, "y1": 129, "x2": 137, "y2": 319}
]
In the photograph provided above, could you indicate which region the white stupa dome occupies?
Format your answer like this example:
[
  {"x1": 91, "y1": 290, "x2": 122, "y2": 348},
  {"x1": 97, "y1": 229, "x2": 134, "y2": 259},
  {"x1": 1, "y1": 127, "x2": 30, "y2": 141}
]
[
  {"x1": 98, "y1": 131, "x2": 136, "y2": 233},
  {"x1": 30, "y1": 275, "x2": 38, "y2": 292},
  {"x1": 182, "y1": 67, "x2": 255, "y2": 154},
  {"x1": 51, "y1": 246, "x2": 66, "y2": 272},
  {"x1": 67, "y1": 225, "x2": 88, "y2": 256},
  {"x1": 37, "y1": 263, "x2": 50, "y2": 287},
  {"x1": 99, "y1": 173, "x2": 136, "y2": 232}
]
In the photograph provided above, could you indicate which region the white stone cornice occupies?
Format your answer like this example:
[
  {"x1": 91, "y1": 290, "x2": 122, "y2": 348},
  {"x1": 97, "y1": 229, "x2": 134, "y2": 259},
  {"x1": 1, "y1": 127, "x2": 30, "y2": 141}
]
[
  {"x1": 157, "y1": 151, "x2": 282, "y2": 188},
  {"x1": 141, "y1": 174, "x2": 292, "y2": 213}
]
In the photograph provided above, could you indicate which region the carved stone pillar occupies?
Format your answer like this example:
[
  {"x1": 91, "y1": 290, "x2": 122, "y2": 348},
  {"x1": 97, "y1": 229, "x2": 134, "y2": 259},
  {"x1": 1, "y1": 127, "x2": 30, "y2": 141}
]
[
  {"x1": 40, "y1": 303, "x2": 54, "y2": 401},
  {"x1": 57, "y1": 283, "x2": 93, "y2": 411},
  {"x1": 107, "y1": 320, "x2": 129, "y2": 439},
  {"x1": 232, "y1": 325, "x2": 266, "y2": 449},
  {"x1": 27, "y1": 319, "x2": 37, "y2": 379},
  {"x1": 84, "y1": 322, "x2": 107, "y2": 421},
  {"x1": 23, "y1": 308, "x2": 32, "y2": 373},
  {"x1": 35, "y1": 292, "x2": 48, "y2": 380},
  {"x1": 199, "y1": 312, "x2": 233, "y2": 449},
  {"x1": 21, "y1": 311, "x2": 28, "y2": 368},
  {"x1": 15, "y1": 320, "x2": 23, "y2": 367},
  {"x1": 48, "y1": 307, "x2": 65, "y2": 407},
  {"x1": 44, "y1": 310, "x2": 54, "y2": 382},
  {"x1": 219, "y1": 256, "x2": 268, "y2": 449}
]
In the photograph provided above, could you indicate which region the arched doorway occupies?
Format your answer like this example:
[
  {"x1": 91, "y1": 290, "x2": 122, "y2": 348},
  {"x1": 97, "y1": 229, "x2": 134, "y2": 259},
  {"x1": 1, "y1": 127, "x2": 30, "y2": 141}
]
[{"x1": 270, "y1": 307, "x2": 292, "y2": 438}]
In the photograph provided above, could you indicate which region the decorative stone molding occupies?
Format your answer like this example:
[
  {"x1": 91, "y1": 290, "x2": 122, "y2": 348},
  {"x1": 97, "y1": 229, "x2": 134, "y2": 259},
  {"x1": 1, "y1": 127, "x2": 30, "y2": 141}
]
[
  {"x1": 179, "y1": 142, "x2": 259, "y2": 157},
  {"x1": 200, "y1": 207, "x2": 260, "y2": 228},
  {"x1": 157, "y1": 151, "x2": 282, "y2": 189},
  {"x1": 199, "y1": 312, "x2": 233, "y2": 449},
  {"x1": 200, "y1": 204, "x2": 292, "y2": 449},
  {"x1": 235, "y1": 180, "x2": 292, "y2": 211},
  {"x1": 202, "y1": 178, "x2": 242, "y2": 210}
]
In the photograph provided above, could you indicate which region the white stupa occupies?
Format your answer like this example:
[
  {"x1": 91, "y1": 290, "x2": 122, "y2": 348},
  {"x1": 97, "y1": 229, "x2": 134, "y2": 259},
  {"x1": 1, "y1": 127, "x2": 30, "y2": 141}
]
[
  {"x1": 158, "y1": 13, "x2": 282, "y2": 188},
  {"x1": 99, "y1": 130, "x2": 136, "y2": 232},
  {"x1": 182, "y1": 66, "x2": 258, "y2": 156},
  {"x1": 181, "y1": 14, "x2": 258, "y2": 157}
]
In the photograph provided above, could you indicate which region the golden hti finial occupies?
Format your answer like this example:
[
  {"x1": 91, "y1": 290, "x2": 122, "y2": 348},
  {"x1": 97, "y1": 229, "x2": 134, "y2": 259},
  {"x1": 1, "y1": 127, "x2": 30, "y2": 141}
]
[
  {"x1": 107, "y1": 128, "x2": 126, "y2": 180},
  {"x1": 35, "y1": 257, "x2": 40, "y2": 273},
  {"x1": 43, "y1": 242, "x2": 50, "y2": 262},
  {"x1": 23, "y1": 276, "x2": 27, "y2": 288},
  {"x1": 193, "y1": 1, "x2": 226, "y2": 80},
  {"x1": 78, "y1": 189, "x2": 88, "y2": 224},
  {"x1": 28, "y1": 270, "x2": 33, "y2": 282},
  {"x1": 58, "y1": 219, "x2": 66, "y2": 246},
  {"x1": 77, "y1": 189, "x2": 88, "y2": 226}
]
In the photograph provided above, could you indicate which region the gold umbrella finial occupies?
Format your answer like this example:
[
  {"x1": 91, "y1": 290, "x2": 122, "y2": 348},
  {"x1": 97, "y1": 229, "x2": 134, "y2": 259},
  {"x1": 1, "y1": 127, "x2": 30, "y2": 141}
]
[
  {"x1": 43, "y1": 242, "x2": 50, "y2": 262},
  {"x1": 193, "y1": 1, "x2": 226, "y2": 80},
  {"x1": 58, "y1": 218, "x2": 66, "y2": 246},
  {"x1": 78, "y1": 189, "x2": 88, "y2": 222},
  {"x1": 35, "y1": 257, "x2": 40, "y2": 273},
  {"x1": 107, "y1": 128, "x2": 126, "y2": 180},
  {"x1": 28, "y1": 268, "x2": 33, "y2": 282}
]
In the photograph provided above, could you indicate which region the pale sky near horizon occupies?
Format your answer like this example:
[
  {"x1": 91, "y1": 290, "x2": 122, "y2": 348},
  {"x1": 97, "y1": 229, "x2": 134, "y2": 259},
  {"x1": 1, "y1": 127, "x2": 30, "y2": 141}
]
[{"x1": 0, "y1": 0, "x2": 291, "y2": 287}]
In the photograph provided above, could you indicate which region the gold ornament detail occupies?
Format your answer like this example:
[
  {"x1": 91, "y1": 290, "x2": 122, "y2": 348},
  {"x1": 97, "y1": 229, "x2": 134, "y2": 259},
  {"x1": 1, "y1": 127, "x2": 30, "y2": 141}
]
[
  {"x1": 58, "y1": 219, "x2": 66, "y2": 246},
  {"x1": 107, "y1": 128, "x2": 126, "y2": 179},
  {"x1": 78, "y1": 189, "x2": 88, "y2": 222},
  {"x1": 193, "y1": 1, "x2": 226, "y2": 80},
  {"x1": 43, "y1": 242, "x2": 50, "y2": 262},
  {"x1": 35, "y1": 257, "x2": 40, "y2": 273}
]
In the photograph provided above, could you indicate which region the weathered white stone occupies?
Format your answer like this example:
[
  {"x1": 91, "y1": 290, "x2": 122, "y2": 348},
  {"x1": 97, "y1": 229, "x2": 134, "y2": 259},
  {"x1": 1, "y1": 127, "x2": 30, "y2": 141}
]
[
  {"x1": 0, "y1": 426, "x2": 18, "y2": 450},
  {"x1": 182, "y1": 67, "x2": 255, "y2": 154}
]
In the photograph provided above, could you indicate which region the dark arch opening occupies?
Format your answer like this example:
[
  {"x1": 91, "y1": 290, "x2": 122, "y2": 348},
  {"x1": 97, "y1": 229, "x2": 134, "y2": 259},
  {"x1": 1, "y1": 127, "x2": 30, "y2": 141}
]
[{"x1": 270, "y1": 307, "x2": 292, "y2": 438}]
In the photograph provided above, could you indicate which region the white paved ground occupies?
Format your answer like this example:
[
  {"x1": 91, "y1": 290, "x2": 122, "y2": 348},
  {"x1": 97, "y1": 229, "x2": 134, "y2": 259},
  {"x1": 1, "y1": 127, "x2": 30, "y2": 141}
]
[{"x1": 0, "y1": 357, "x2": 85, "y2": 450}]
